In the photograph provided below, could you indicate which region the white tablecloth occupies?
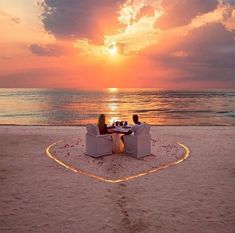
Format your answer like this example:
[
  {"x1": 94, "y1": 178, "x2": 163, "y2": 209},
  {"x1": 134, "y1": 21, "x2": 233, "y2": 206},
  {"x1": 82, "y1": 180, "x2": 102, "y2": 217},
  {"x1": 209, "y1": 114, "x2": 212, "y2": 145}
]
[{"x1": 111, "y1": 133, "x2": 124, "y2": 153}]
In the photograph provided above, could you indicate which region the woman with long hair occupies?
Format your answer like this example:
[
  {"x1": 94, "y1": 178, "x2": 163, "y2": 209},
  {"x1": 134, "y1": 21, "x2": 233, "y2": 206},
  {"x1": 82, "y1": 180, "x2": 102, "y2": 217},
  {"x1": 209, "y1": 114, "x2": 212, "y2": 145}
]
[{"x1": 98, "y1": 114, "x2": 109, "y2": 135}]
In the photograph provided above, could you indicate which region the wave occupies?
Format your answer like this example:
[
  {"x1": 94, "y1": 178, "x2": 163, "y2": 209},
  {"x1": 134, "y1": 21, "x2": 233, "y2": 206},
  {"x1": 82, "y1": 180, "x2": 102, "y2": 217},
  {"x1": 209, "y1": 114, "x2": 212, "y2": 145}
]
[
  {"x1": 217, "y1": 111, "x2": 235, "y2": 117},
  {"x1": 134, "y1": 109, "x2": 214, "y2": 114}
]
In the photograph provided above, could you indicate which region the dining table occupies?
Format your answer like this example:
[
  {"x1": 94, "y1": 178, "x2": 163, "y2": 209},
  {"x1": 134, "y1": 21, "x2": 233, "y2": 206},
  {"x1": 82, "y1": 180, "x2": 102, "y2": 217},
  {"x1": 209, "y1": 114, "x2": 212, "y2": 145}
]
[{"x1": 108, "y1": 125, "x2": 132, "y2": 153}]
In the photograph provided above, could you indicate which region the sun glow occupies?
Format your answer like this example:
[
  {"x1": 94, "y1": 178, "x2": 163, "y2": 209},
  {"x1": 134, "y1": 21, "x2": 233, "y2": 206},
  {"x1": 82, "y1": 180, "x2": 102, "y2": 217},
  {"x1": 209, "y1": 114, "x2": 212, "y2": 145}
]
[
  {"x1": 108, "y1": 88, "x2": 119, "y2": 93},
  {"x1": 73, "y1": 1, "x2": 164, "y2": 57},
  {"x1": 109, "y1": 45, "x2": 118, "y2": 56}
]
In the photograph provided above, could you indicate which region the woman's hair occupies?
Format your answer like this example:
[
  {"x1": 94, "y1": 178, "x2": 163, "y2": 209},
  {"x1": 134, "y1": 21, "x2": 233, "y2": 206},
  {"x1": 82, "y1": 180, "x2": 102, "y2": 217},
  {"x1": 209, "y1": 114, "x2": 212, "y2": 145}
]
[{"x1": 98, "y1": 114, "x2": 106, "y2": 130}]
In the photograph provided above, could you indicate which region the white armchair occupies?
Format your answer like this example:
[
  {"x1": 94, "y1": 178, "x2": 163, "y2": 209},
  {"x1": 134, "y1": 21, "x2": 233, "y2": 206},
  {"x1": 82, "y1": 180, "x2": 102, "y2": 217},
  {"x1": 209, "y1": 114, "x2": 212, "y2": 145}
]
[
  {"x1": 85, "y1": 124, "x2": 112, "y2": 157},
  {"x1": 123, "y1": 123, "x2": 151, "y2": 158}
]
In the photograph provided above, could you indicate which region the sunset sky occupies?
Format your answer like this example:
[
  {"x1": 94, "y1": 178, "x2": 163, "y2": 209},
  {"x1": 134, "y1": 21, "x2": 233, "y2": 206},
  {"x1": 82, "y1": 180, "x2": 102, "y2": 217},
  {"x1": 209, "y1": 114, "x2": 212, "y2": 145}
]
[{"x1": 0, "y1": 0, "x2": 235, "y2": 88}]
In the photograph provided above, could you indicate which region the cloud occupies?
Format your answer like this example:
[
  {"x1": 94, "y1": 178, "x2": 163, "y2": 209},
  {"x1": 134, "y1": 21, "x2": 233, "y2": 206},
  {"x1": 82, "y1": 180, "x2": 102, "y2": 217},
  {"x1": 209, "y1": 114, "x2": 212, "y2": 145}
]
[
  {"x1": 29, "y1": 1, "x2": 235, "y2": 88},
  {"x1": 176, "y1": 23, "x2": 235, "y2": 68},
  {"x1": 40, "y1": 0, "x2": 125, "y2": 41},
  {"x1": 29, "y1": 43, "x2": 65, "y2": 57},
  {"x1": 148, "y1": 23, "x2": 235, "y2": 85},
  {"x1": 10, "y1": 17, "x2": 21, "y2": 24},
  {"x1": 39, "y1": 0, "x2": 235, "y2": 40},
  {"x1": 158, "y1": 0, "x2": 218, "y2": 29},
  {"x1": 73, "y1": 0, "x2": 164, "y2": 55},
  {"x1": 219, "y1": 0, "x2": 235, "y2": 20},
  {"x1": 0, "y1": 68, "x2": 68, "y2": 88},
  {"x1": 0, "y1": 11, "x2": 21, "y2": 25},
  {"x1": 38, "y1": 0, "x2": 235, "y2": 57}
]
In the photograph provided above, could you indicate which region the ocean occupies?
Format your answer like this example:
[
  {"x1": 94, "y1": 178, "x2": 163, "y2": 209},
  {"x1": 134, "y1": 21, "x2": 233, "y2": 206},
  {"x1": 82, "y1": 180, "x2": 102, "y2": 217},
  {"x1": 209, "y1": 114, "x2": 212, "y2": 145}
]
[{"x1": 0, "y1": 88, "x2": 235, "y2": 126}]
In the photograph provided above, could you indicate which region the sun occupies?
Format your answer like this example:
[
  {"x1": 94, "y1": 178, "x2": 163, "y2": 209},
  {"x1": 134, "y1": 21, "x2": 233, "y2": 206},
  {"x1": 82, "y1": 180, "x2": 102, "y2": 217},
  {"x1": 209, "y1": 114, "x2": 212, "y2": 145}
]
[
  {"x1": 109, "y1": 45, "x2": 118, "y2": 56},
  {"x1": 108, "y1": 88, "x2": 119, "y2": 93}
]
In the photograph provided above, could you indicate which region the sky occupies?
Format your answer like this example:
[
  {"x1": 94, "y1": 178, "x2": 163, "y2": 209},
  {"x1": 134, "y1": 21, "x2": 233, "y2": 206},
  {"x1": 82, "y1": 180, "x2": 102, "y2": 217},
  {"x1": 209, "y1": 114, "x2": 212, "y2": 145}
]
[{"x1": 0, "y1": 0, "x2": 235, "y2": 89}]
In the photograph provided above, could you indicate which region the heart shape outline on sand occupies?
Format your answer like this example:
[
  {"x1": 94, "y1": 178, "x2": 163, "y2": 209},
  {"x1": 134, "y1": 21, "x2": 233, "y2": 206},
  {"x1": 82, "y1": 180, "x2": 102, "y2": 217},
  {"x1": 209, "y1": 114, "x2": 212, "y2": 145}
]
[{"x1": 45, "y1": 141, "x2": 190, "y2": 183}]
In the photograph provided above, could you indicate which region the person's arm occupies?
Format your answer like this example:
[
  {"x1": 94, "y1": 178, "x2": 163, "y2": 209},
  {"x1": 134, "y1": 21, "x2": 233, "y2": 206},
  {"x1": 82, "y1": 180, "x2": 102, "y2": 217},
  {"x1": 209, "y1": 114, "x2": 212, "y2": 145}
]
[
  {"x1": 105, "y1": 124, "x2": 114, "y2": 134},
  {"x1": 124, "y1": 124, "x2": 136, "y2": 135},
  {"x1": 123, "y1": 129, "x2": 132, "y2": 135},
  {"x1": 107, "y1": 128, "x2": 114, "y2": 133}
]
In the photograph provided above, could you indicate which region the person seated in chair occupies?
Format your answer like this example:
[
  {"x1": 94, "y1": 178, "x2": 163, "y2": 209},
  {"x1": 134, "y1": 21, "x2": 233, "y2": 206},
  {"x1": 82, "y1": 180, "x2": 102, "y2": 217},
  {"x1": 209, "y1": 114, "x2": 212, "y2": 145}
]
[
  {"x1": 130, "y1": 114, "x2": 142, "y2": 133},
  {"x1": 121, "y1": 114, "x2": 143, "y2": 140},
  {"x1": 98, "y1": 114, "x2": 113, "y2": 135},
  {"x1": 121, "y1": 114, "x2": 151, "y2": 157}
]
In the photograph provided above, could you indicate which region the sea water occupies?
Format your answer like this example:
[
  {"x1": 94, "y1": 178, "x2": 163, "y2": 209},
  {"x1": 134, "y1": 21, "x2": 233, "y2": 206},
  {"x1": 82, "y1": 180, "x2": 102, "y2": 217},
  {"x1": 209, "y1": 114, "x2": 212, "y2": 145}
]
[{"x1": 0, "y1": 88, "x2": 235, "y2": 126}]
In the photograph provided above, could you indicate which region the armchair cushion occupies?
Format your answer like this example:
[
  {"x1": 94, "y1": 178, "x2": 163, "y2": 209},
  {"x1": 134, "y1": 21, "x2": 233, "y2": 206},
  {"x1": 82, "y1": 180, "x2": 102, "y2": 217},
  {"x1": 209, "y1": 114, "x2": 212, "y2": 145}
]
[
  {"x1": 123, "y1": 123, "x2": 151, "y2": 158},
  {"x1": 133, "y1": 123, "x2": 151, "y2": 136},
  {"x1": 85, "y1": 124, "x2": 112, "y2": 157},
  {"x1": 86, "y1": 124, "x2": 100, "y2": 136}
]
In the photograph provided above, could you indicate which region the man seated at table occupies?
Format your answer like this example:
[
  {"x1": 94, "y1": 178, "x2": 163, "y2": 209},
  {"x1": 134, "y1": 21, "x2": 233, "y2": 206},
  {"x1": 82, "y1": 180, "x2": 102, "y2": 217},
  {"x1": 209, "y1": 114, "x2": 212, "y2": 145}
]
[
  {"x1": 121, "y1": 114, "x2": 142, "y2": 140},
  {"x1": 121, "y1": 114, "x2": 151, "y2": 157}
]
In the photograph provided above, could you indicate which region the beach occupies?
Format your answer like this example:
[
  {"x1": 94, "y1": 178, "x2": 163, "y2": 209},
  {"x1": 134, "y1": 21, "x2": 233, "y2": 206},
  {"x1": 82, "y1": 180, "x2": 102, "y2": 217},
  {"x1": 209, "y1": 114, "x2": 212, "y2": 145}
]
[{"x1": 0, "y1": 126, "x2": 235, "y2": 233}]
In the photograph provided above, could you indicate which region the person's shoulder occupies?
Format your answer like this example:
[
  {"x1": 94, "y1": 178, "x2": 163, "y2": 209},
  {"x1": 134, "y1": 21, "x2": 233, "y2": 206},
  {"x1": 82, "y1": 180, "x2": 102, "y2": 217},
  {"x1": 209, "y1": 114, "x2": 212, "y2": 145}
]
[{"x1": 132, "y1": 124, "x2": 139, "y2": 130}]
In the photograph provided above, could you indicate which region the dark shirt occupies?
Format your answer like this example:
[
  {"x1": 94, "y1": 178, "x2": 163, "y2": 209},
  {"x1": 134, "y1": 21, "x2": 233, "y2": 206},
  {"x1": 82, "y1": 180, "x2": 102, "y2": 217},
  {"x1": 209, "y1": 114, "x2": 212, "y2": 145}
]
[{"x1": 99, "y1": 124, "x2": 108, "y2": 135}]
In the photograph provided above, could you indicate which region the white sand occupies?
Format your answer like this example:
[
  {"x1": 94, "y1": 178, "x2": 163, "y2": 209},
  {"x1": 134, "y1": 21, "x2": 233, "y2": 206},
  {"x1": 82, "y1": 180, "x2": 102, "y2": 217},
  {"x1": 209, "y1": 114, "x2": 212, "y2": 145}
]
[{"x1": 0, "y1": 126, "x2": 235, "y2": 233}]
